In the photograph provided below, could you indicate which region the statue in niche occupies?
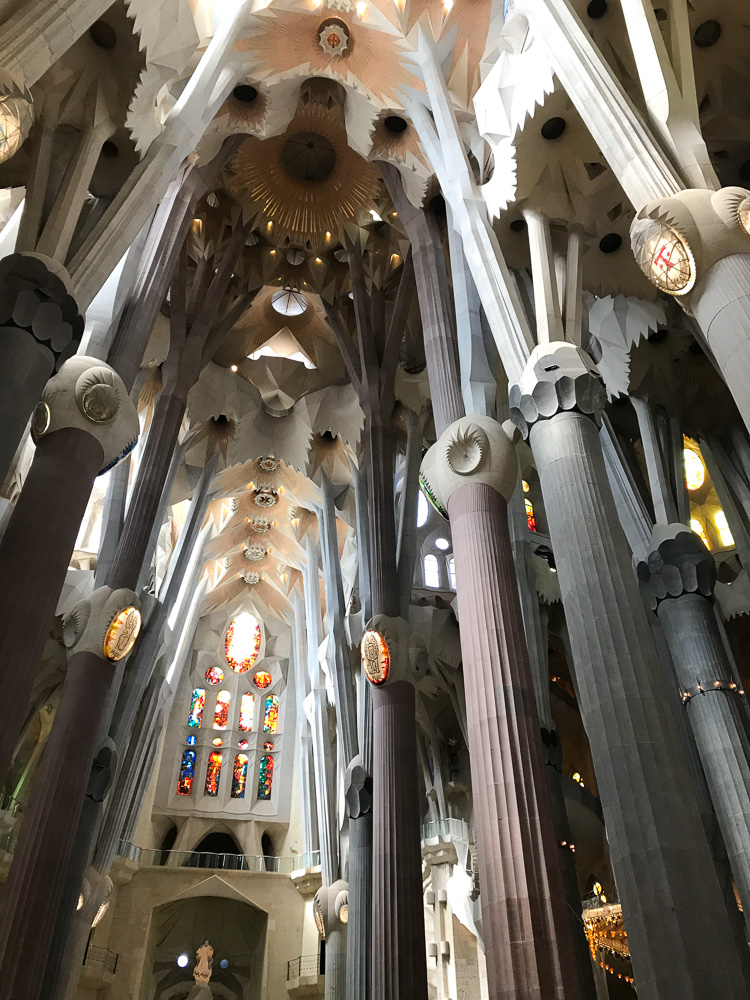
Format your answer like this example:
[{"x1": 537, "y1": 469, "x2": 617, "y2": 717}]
[{"x1": 194, "y1": 940, "x2": 213, "y2": 983}]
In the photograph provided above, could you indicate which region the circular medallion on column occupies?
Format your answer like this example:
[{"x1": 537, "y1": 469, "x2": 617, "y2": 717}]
[
  {"x1": 631, "y1": 217, "x2": 696, "y2": 295},
  {"x1": 361, "y1": 629, "x2": 390, "y2": 685},
  {"x1": 103, "y1": 606, "x2": 141, "y2": 661},
  {"x1": 738, "y1": 196, "x2": 750, "y2": 236}
]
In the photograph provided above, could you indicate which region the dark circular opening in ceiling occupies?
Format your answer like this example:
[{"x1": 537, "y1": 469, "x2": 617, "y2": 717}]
[
  {"x1": 282, "y1": 132, "x2": 336, "y2": 181},
  {"x1": 541, "y1": 117, "x2": 566, "y2": 141},
  {"x1": 739, "y1": 158, "x2": 750, "y2": 181},
  {"x1": 101, "y1": 141, "x2": 119, "y2": 159},
  {"x1": 599, "y1": 232, "x2": 622, "y2": 253},
  {"x1": 89, "y1": 21, "x2": 117, "y2": 49},
  {"x1": 384, "y1": 115, "x2": 408, "y2": 134},
  {"x1": 510, "y1": 218, "x2": 527, "y2": 233},
  {"x1": 233, "y1": 84, "x2": 258, "y2": 103},
  {"x1": 694, "y1": 20, "x2": 721, "y2": 48},
  {"x1": 586, "y1": 0, "x2": 607, "y2": 18}
]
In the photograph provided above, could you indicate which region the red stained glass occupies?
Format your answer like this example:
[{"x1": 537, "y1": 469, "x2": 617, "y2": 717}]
[
  {"x1": 231, "y1": 753, "x2": 249, "y2": 798},
  {"x1": 205, "y1": 751, "x2": 223, "y2": 796},
  {"x1": 258, "y1": 754, "x2": 274, "y2": 800},
  {"x1": 213, "y1": 690, "x2": 231, "y2": 730},
  {"x1": 224, "y1": 612, "x2": 262, "y2": 673},
  {"x1": 525, "y1": 497, "x2": 537, "y2": 532},
  {"x1": 253, "y1": 671, "x2": 272, "y2": 690},
  {"x1": 205, "y1": 666, "x2": 224, "y2": 685}
]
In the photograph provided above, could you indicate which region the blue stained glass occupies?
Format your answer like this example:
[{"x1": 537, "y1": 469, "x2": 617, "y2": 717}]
[{"x1": 186, "y1": 735, "x2": 197, "y2": 746}]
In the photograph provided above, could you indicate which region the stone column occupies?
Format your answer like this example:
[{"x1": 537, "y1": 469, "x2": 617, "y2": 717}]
[
  {"x1": 0, "y1": 356, "x2": 137, "y2": 783},
  {"x1": 314, "y1": 879, "x2": 349, "y2": 1000},
  {"x1": 510, "y1": 340, "x2": 749, "y2": 1000},
  {"x1": 0, "y1": 253, "x2": 84, "y2": 483},
  {"x1": 346, "y1": 756, "x2": 372, "y2": 1000},
  {"x1": 0, "y1": 587, "x2": 140, "y2": 1000},
  {"x1": 422, "y1": 415, "x2": 582, "y2": 1000},
  {"x1": 639, "y1": 524, "x2": 750, "y2": 924},
  {"x1": 630, "y1": 188, "x2": 750, "y2": 434}
]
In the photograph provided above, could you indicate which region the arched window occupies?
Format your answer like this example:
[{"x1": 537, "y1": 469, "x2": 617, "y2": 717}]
[
  {"x1": 684, "y1": 449, "x2": 705, "y2": 491},
  {"x1": 448, "y1": 557, "x2": 456, "y2": 590},
  {"x1": 258, "y1": 755, "x2": 274, "y2": 800},
  {"x1": 177, "y1": 750, "x2": 196, "y2": 795},
  {"x1": 239, "y1": 693, "x2": 254, "y2": 732},
  {"x1": 691, "y1": 518, "x2": 711, "y2": 550},
  {"x1": 424, "y1": 554, "x2": 440, "y2": 588},
  {"x1": 524, "y1": 498, "x2": 537, "y2": 532},
  {"x1": 205, "y1": 751, "x2": 223, "y2": 796},
  {"x1": 417, "y1": 491, "x2": 428, "y2": 527},
  {"x1": 188, "y1": 689, "x2": 205, "y2": 728},
  {"x1": 264, "y1": 695, "x2": 279, "y2": 733},
  {"x1": 231, "y1": 754, "x2": 249, "y2": 798},
  {"x1": 714, "y1": 510, "x2": 734, "y2": 547},
  {"x1": 213, "y1": 691, "x2": 231, "y2": 730},
  {"x1": 224, "y1": 612, "x2": 262, "y2": 673}
]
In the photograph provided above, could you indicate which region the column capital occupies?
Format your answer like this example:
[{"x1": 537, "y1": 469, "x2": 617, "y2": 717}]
[
  {"x1": 508, "y1": 342, "x2": 606, "y2": 440},
  {"x1": 30, "y1": 355, "x2": 139, "y2": 475},
  {"x1": 630, "y1": 187, "x2": 750, "y2": 302},
  {"x1": 345, "y1": 755, "x2": 372, "y2": 819},
  {"x1": 0, "y1": 252, "x2": 83, "y2": 360},
  {"x1": 62, "y1": 585, "x2": 141, "y2": 661},
  {"x1": 637, "y1": 523, "x2": 716, "y2": 612},
  {"x1": 0, "y1": 73, "x2": 33, "y2": 165},
  {"x1": 313, "y1": 879, "x2": 349, "y2": 935},
  {"x1": 420, "y1": 414, "x2": 517, "y2": 515},
  {"x1": 360, "y1": 614, "x2": 427, "y2": 688}
]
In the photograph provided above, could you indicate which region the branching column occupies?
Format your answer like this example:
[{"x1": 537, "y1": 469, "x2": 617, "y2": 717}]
[{"x1": 509, "y1": 341, "x2": 750, "y2": 1000}]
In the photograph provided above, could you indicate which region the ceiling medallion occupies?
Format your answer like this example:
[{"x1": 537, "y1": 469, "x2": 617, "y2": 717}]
[
  {"x1": 319, "y1": 18, "x2": 350, "y2": 58},
  {"x1": 631, "y1": 218, "x2": 696, "y2": 296},
  {"x1": 259, "y1": 456, "x2": 280, "y2": 473},
  {"x1": 254, "y1": 487, "x2": 278, "y2": 508},
  {"x1": 243, "y1": 570, "x2": 261, "y2": 585},
  {"x1": 251, "y1": 516, "x2": 271, "y2": 533},
  {"x1": 245, "y1": 542, "x2": 267, "y2": 562}
]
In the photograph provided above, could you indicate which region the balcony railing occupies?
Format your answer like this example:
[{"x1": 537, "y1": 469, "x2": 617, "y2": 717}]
[
  {"x1": 83, "y1": 944, "x2": 118, "y2": 975},
  {"x1": 287, "y1": 954, "x2": 322, "y2": 981},
  {"x1": 117, "y1": 840, "x2": 320, "y2": 874},
  {"x1": 420, "y1": 818, "x2": 475, "y2": 844}
]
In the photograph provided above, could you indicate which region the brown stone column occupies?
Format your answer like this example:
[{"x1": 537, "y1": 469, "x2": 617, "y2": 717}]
[
  {"x1": 0, "y1": 428, "x2": 102, "y2": 781},
  {"x1": 449, "y1": 482, "x2": 579, "y2": 1000},
  {"x1": 0, "y1": 649, "x2": 116, "y2": 999}
]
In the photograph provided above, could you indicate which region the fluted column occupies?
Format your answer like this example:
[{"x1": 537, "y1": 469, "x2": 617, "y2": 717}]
[
  {"x1": 639, "y1": 524, "x2": 750, "y2": 925},
  {"x1": 346, "y1": 756, "x2": 373, "y2": 1000},
  {"x1": 510, "y1": 341, "x2": 749, "y2": 1000}
]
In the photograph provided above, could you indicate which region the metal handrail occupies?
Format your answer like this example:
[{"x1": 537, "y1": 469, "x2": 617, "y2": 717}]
[
  {"x1": 420, "y1": 817, "x2": 475, "y2": 844},
  {"x1": 287, "y1": 954, "x2": 321, "y2": 980},
  {"x1": 117, "y1": 840, "x2": 320, "y2": 874}
]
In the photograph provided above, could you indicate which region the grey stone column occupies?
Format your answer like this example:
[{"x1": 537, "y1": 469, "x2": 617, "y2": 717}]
[
  {"x1": 639, "y1": 524, "x2": 750, "y2": 925},
  {"x1": 346, "y1": 756, "x2": 372, "y2": 1000},
  {"x1": 510, "y1": 341, "x2": 750, "y2": 1000},
  {"x1": 0, "y1": 253, "x2": 83, "y2": 483}
]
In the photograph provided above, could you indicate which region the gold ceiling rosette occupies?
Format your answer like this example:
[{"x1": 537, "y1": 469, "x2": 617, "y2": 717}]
[{"x1": 229, "y1": 102, "x2": 379, "y2": 249}]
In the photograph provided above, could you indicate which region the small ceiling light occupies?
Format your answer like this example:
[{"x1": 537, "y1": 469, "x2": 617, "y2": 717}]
[
  {"x1": 443, "y1": 0, "x2": 453, "y2": 11},
  {"x1": 231, "y1": 364, "x2": 238, "y2": 372},
  {"x1": 177, "y1": 954, "x2": 189, "y2": 968},
  {"x1": 356, "y1": 1, "x2": 367, "y2": 15}
]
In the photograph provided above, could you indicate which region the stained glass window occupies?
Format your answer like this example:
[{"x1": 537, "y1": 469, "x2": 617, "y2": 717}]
[
  {"x1": 684, "y1": 449, "x2": 705, "y2": 491},
  {"x1": 188, "y1": 689, "x2": 205, "y2": 728},
  {"x1": 253, "y1": 671, "x2": 272, "y2": 690},
  {"x1": 186, "y1": 735, "x2": 197, "y2": 746},
  {"x1": 264, "y1": 695, "x2": 279, "y2": 733},
  {"x1": 258, "y1": 754, "x2": 274, "y2": 799},
  {"x1": 231, "y1": 754, "x2": 249, "y2": 798},
  {"x1": 239, "y1": 693, "x2": 255, "y2": 732},
  {"x1": 238, "y1": 739, "x2": 249, "y2": 750},
  {"x1": 715, "y1": 510, "x2": 735, "y2": 548},
  {"x1": 424, "y1": 554, "x2": 439, "y2": 588},
  {"x1": 212, "y1": 737, "x2": 223, "y2": 747},
  {"x1": 264, "y1": 741, "x2": 274, "y2": 751},
  {"x1": 691, "y1": 518, "x2": 711, "y2": 550},
  {"x1": 213, "y1": 690, "x2": 231, "y2": 730},
  {"x1": 225, "y1": 612, "x2": 262, "y2": 673},
  {"x1": 205, "y1": 666, "x2": 224, "y2": 685},
  {"x1": 205, "y1": 751, "x2": 223, "y2": 796},
  {"x1": 177, "y1": 750, "x2": 196, "y2": 795},
  {"x1": 525, "y1": 497, "x2": 537, "y2": 532}
]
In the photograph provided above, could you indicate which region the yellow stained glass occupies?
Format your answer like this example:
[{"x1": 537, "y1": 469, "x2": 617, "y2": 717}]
[
  {"x1": 714, "y1": 510, "x2": 734, "y2": 548},
  {"x1": 684, "y1": 449, "x2": 705, "y2": 491},
  {"x1": 691, "y1": 518, "x2": 711, "y2": 550}
]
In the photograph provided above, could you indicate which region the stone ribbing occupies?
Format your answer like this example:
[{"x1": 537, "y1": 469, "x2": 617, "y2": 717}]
[
  {"x1": 657, "y1": 593, "x2": 750, "y2": 923},
  {"x1": 449, "y1": 482, "x2": 579, "y2": 1000},
  {"x1": 347, "y1": 807, "x2": 373, "y2": 1000},
  {"x1": 0, "y1": 428, "x2": 103, "y2": 782},
  {"x1": 693, "y1": 254, "x2": 750, "y2": 434},
  {"x1": 529, "y1": 409, "x2": 748, "y2": 1000},
  {"x1": 0, "y1": 652, "x2": 115, "y2": 1000},
  {"x1": 371, "y1": 680, "x2": 427, "y2": 1000}
]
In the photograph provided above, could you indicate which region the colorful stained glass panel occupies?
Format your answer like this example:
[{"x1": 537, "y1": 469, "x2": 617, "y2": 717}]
[
  {"x1": 253, "y1": 671, "x2": 272, "y2": 690},
  {"x1": 258, "y1": 754, "x2": 274, "y2": 800},
  {"x1": 205, "y1": 751, "x2": 223, "y2": 796},
  {"x1": 231, "y1": 753, "x2": 249, "y2": 798},
  {"x1": 177, "y1": 750, "x2": 195, "y2": 795},
  {"x1": 239, "y1": 693, "x2": 254, "y2": 732},
  {"x1": 264, "y1": 695, "x2": 279, "y2": 733},
  {"x1": 225, "y1": 612, "x2": 262, "y2": 673},
  {"x1": 188, "y1": 689, "x2": 205, "y2": 728},
  {"x1": 238, "y1": 739, "x2": 249, "y2": 750},
  {"x1": 186, "y1": 735, "x2": 196, "y2": 746},
  {"x1": 525, "y1": 497, "x2": 537, "y2": 532},
  {"x1": 213, "y1": 690, "x2": 231, "y2": 730},
  {"x1": 205, "y1": 666, "x2": 224, "y2": 685}
]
